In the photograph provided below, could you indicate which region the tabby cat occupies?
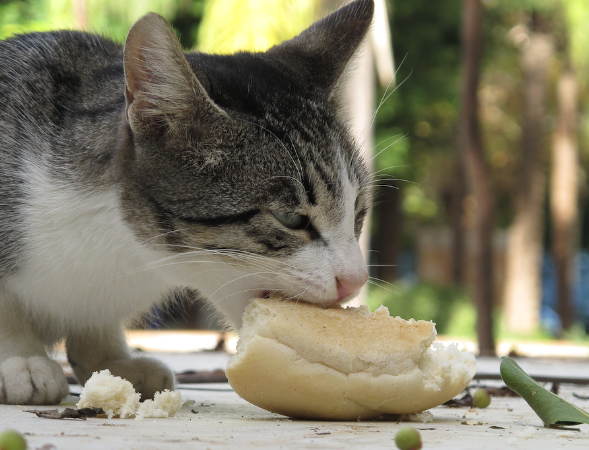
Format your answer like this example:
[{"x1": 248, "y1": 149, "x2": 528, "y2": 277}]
[{"x1": 0, "y1": 0, "x2": 373, "y2": 405}]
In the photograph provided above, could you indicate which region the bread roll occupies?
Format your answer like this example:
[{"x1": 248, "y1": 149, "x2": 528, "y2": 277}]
[{"x1": 226, "y1": 299, "x2": 476, "y2": 420}]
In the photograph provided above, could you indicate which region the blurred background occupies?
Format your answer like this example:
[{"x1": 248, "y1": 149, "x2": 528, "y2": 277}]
[{"x1": 2, "y1": 0, "x2": 588, "y2": 355}]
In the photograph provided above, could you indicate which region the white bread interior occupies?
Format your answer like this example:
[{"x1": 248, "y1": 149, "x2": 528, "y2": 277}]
[{"x1": 226, "y1": 299, "x2": 477, "y2": 420}]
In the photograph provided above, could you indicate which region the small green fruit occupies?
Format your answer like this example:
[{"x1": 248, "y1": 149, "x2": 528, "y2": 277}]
[
  {"x1": 395, "y1": 427, "x2": 422, "y2": 450},
  {"x1": 472, "y1": 388, "x2": 491, "y2": 408},
  {"x1": 0, "y1": 429, "x2": 26, "y2": 450}
]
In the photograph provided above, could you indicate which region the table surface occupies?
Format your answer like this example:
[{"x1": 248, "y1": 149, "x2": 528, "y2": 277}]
[{"x1": 1, "y1": 352, "x2": 589, "y2": 449}]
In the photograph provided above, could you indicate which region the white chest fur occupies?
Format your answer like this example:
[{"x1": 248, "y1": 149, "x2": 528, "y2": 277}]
[{"x1": 4, "y1": 161, "x2": 173, "y2": 335}]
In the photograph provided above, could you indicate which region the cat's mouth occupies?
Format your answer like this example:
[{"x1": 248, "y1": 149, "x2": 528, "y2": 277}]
[{"x1": 260, "y1": 290, "x2": 340, "y2": 309}]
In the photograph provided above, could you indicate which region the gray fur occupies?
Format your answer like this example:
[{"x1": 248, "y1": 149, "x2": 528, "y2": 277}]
[
  {"x1": 0, "y1": 1, "x2": 372, "y2": 264},
  {"x1": 0, "y1": 0, "x2": 374, "y2": 405}
]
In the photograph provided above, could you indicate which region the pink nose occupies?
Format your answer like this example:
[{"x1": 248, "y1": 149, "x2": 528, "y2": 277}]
[{"x1": 336, "y1": 273, "x2": 368, "y2": 302}]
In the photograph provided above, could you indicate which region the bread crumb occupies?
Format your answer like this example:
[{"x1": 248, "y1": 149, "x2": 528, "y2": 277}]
[
  {"x1": 518, "y1": 428, "x2": 536, "y2": 438},
  {"x1": 77, "y1": 370, "x2": 140, "y2": 418},
  {"x1": 136, "y1": 390, "x2": 182, "y2": 420},
  {"x1": 76, "y1": 369, "x2": 181, "y2": 419},
  {"x1": 406, "y1": 411, "x2": 434, "y2": 423},
  {"x1": 462, "y1": 419, "x2": 482, "y2": 425}
]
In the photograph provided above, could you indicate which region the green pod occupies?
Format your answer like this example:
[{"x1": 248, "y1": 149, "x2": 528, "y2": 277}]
[{"x1": 500, "y1": 356, "x2": 589, "y2": 427}]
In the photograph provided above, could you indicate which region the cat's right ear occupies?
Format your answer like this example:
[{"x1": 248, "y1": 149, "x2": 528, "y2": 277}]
[
  {"x1": 267, "y1": 0, "x2": 374, "y2": 98},
  {"x1": 123, "y1": 13, "x2": 226, "y2": 137}
]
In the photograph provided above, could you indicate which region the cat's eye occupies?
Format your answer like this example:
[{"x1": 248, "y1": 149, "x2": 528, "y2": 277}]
[{"x1": 270, "y1": 210, "x2": 308, "y2": 230}]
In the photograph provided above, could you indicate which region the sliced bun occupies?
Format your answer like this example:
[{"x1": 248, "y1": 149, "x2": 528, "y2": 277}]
[{"x1": 226, "y1": 299, "x2": 477, "y2": 420}]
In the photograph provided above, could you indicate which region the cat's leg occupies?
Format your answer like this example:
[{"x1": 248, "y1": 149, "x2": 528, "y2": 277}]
[
  {"x1": 66, "y1": 325, "x2": 174, "y2": 400},
  {"x1": 0, "y1": 288, "x2": 69, "y2": 404}
]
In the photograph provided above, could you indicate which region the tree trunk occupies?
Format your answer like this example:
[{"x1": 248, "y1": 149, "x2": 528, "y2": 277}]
[
  {"x1": 551, "y1": 67, "x2": 579, "y2": 333},
  {"x1": 373, "y1": 180, "x2": 401, "y2": 282},
  {"x1": 450, "y1": 159, "x2": 467, "y2": 285},
  {"x1": 459, "y1": 0, "x2": 496, "y2": 356},
  {"x1": 503, "y1": 31, "x2": 553, "y2": 334}
]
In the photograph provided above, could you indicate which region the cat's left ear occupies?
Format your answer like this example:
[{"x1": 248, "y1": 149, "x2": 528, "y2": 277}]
[
  {"x1": 123, "y1": 13, "x2": 226, "y2": 137},
  {"x1": 266, "y1": 0, "x2": 374, "y2": 97}
]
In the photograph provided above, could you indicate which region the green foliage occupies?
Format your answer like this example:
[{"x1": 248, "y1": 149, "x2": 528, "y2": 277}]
[
  {"x1": 366, "y1": 282, "x2": 477, "y2": 337},
  {"x1": 367, "y1": 282, "x2": 589, "y2": 342},
  {"x1": 373, "y1": 0, "x2": 462, "y2": 226},
  {"x1": 490, "y1": 0, "x2": 559, "y2": 14},
  {"x1": 0, "y1": 0, "x2": 205, "y2": 45},
  {"x1": 563, "y1": 0, "x2": 589, "y2": 76},
  {"x1": 495, "y1": 312, "x2": 563, "y2": 341},
  {"x1": 373, "y1": 0, "x2": 589, "y2": 256},
  {"x1": 197, "y1": 0, "x2": 316, "y2": 53},
  {"x1": 0, "y1": 0, "x2": 51, "y2": 38},
  {"x1": 560, "y1": 323, "x2": 589, "y2": 343},
  {"x1": 80, "y1": 0, "x2": 181, "y2": 42}
]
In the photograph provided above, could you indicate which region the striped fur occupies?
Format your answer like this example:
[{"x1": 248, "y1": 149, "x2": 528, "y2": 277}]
[{"x1": 0, "y1": 0, "x2": 374, "y2": 405}]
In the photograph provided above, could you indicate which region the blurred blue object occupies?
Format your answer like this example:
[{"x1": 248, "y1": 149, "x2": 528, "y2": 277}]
[
  {"x1": 541, "y1": 251, "x2": 589, "y2": 335},
  {"x1": 399, "y1": 251, "x2": 417, "y2": 284}
]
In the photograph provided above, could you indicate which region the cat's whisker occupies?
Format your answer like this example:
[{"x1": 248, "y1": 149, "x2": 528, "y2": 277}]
[
  {"x1": 144, "y1": 246, "x2": 293, "y2": 274},
  {"x1": 371, "y1": 66, "x2": 413, "y2": 131},
  {"x1": 368, "y1": 133, "x2": 409, "y2": 164},
  {"x1": 121, "y1": 247, "x2": 291, "y2": 279},
  {"x1": 377, "y1": 52, "x2": 407, "y2": 106},
  {"x1": 112, "y1": 259, "x2": 233, "y2": 281},
  {"x1": 367, "y1": 276, "x2": 399, "y2": 293},
  {"x1": 285, "y1": 133, "x2": 305, "y2": 182},
  {"x1": 133, "y1": 229, "x2": 186, "y2": 247},
  {"x1": 370, "y1": 175, "x2": 405, "y2": 182},
  {"x1": 355, "y1": 68, "x2": 412, "y2": 156},
  {"x1": 363, "y1": 53, "x2": 409, "y2": 139},
  {"x1": 208, "y1": 250, "x2": 300, "y2": 273},
  {"x1": 293, "y1": 285, "x2": 312, "y2": 306},
  {"x1": 368, "y1": 275, "x2": 397, "y2": 287},
  {"x1": 369, "y1": 176, "x2": 418, "y2": 187},
  {"x1": 370, "y1": 135, "x2": 407, "y2": 159},
  {"x1": 371, "y1": 164, "x2": 409, "y2": 176},
  {"x1": 366, "y1": 279, "x2": 394, "y2": 293},
  {"x1": 207, "y1": 270, "x2": 283, "y2": 300},
  {"x1": 151, "y1": 243, "x2": 302, "y2": 273},
  {"x1": 371, "y1": 133, "x2": 405, "y2": 152},
  {"x1": 371, "y1": 184, "x2": 402, "y2": 190},
  {"x1": 139, "y1": 258, "x2": 280, "y2": 281}
]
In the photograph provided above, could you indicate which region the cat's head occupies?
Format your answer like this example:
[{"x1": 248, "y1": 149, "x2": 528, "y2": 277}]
[{"x1": 118, "y1": 0, "x2": 374, "y2": 326}]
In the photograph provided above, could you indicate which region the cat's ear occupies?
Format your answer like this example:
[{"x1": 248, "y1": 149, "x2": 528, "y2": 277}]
[
  {"x1": 267, "y1": 0, "x2": 374, "y2": 96},
  {"x1": 123, "y1": 13, "x2": 225, "y2": 136}
]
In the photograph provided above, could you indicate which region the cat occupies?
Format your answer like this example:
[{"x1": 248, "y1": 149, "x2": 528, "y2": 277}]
[{"x1": 0, "y1": 0, "x2": 373, "y2": 405}]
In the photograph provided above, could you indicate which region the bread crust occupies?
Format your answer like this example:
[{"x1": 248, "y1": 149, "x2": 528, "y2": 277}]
[{"x1": 226, "y1": 299, "x2": 477, "y2": 420}]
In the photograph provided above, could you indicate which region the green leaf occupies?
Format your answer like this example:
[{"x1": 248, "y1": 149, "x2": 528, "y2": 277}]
[{"x1": 500, "y1": 356, "x2": 589, "y2": 427}]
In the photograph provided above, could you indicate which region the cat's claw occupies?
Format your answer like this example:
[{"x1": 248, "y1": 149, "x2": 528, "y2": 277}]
[
  {"x1": 98, "y1": 357, "x2": 174, "y2": 400},
  {"x1": 0, "y1": 356, "x2": 69, "y2": 405}
]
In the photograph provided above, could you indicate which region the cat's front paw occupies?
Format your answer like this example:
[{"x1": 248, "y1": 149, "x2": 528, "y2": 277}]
[
  {"x1": 101, "y1": 357, "x2": 174, "y2": 400},
  {"x1": 0, "y1": 356, "x2": 69, "y2": 405}
]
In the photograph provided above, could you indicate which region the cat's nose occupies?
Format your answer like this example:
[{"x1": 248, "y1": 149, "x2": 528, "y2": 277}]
[{"x1": 336, "y1": 271, "x2": 368, "y2": 302}]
